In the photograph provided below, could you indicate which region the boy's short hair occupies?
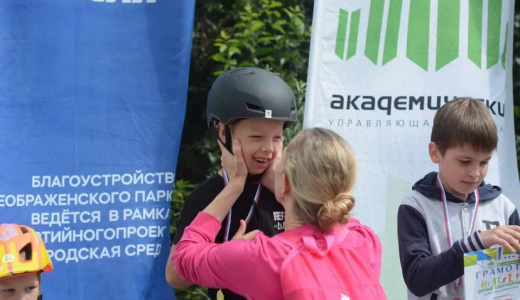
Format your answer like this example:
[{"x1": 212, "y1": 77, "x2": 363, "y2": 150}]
[{"x1": 431, "y1": 97, "x2": 498, "y2": 155}]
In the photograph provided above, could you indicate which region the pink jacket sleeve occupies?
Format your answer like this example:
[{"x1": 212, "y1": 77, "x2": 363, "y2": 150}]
[
  {"x1": 173, "y1": 212, "x2": 285, "y2": 297},
  {"x1": 348, "y1": 218, "x2": 383, "y2": 279}
]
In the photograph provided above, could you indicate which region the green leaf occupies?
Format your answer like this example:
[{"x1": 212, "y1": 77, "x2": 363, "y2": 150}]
[
  {"x1": 283, "y1": 8, "x2": 292, "y2": 18},
  {"x1": 291, "y1": 18, "x2": 305, "y2": 36},
  {"x1": 228, "y1": 46, "x2": 241, "y2": 56},
  {"x1": 210, "y1": 53, "x2": 227, "y2": 63},
  {"x1": 261, "y1": 56, "x2": 275, "y2": 62},
  {"x1": 251, "y1": 20, "x2": 265, "y2": 32},
  {"x1": 220, "y1": 30, "x2": 229, "y2": 39},
  {"x1": 258, "y1": 36, "x2": 277, "y2": 43},
  {"x1": 256, "y1": 47, "x2": 275, "y2": 56},
  {"x1": 219, "y1": 44, "x2": 228, "y2": 53},
  {"x1": 270, "y1": 1, "x2": 282, "y2": 8},
  {"x1": 237, "y1": 61, "x2": 254, "y2": 67},
  {"x1": 272, "y1": 23, "x2": 286, "y2": 33}
]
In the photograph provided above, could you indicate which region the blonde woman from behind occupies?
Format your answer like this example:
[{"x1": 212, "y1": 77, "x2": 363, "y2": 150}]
[{"x1": 174, "y1": 128, "x2": 387, "y2": 300}]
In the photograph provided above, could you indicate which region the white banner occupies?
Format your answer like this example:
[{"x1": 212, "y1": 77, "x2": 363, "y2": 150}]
[{"x1": 304, "y1": 0, "x2": 519, "y2": 299}]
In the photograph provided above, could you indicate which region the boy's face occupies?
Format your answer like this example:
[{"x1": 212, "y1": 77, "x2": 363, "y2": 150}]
[
  {"x1": 220, "y1": 119, "x2": 284, "y2": 175},
  {"x1": 0, "y1": 273, "x2": 39, "y2": 300},
  {"x1": 429, "y1": 142, "x2": 492, "y2": 200}
]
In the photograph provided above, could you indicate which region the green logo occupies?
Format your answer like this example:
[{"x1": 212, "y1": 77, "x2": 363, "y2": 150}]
[{"x1": 334, "y1": 0, "x2": 509, "y2": 71}]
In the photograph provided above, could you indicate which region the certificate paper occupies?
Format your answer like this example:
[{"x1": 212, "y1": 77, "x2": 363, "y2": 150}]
[{"x1": 464, "y1": 246, "x2": 520, "y2": 300}]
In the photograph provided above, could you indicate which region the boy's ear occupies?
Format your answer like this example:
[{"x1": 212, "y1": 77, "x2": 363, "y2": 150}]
[
  {"x1": 429, "y1": 142, "x2": 440, "y2": 163},
  {"x1": 218, "y1": 123, "x2": 226, "y2": 141}
]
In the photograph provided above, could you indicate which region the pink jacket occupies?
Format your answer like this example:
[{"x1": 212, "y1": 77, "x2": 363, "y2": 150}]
[{"x1": 173, "y1": 212, "x2": 382, "y2": 300}]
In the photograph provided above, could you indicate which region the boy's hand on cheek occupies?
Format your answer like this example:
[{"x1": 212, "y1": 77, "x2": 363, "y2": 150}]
[{"x1": 479, "y1": 225, "x2": 520, "y2": 253}]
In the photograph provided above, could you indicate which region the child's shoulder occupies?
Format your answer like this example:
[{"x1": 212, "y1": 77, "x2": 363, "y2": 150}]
[
  {"x1": 480, "y1": 192, "x2": 516, "y2": 212},
  {"x1": 186, "y1": 173, "x2": 225, "y2": 201},
  {"x1": 400, "y1": 189, "x2": 434, "y2": 210}
]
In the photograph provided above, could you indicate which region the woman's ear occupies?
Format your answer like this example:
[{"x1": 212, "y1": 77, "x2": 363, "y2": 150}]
[{"x1": 282, "y1": 174, "x2": 291, "y2": 199}]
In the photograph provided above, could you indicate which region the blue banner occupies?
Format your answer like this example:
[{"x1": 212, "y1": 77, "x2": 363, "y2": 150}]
[{"x1": 0, "y1": 1, "x2": 194, "y2": 299}]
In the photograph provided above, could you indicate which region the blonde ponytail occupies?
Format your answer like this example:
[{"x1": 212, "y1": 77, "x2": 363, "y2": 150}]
[{"x1": 284, "y1": 128, "x2": 357, "y2": 231}]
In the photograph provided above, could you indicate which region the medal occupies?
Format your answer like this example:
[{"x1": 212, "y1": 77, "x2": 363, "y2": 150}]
[
  {"x1": 438, "y1": 174, "x2": 479, "y2": 299},
  {"x1": 453, "y1": 288, "x2": 462, "y2": 300},
  {"x1": 217, "y1": 289, "x2": 225, "y2": 300},
  {"x1": 222, "y1": 168, "x2": 261, "y2": 241}
]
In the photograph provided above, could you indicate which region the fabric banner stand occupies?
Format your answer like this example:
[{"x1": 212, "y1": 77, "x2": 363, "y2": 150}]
[
  {"x1": 304, "y1": 0, "x2": 519, "y2": 299},
  {"x1": 0, "y1": 1, "x2": 195, "y2": 299}
]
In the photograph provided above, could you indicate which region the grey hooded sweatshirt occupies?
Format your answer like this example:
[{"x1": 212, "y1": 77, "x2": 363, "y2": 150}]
[{"x1": 398, "y1": 171, "x2": 520, "y2": 300}]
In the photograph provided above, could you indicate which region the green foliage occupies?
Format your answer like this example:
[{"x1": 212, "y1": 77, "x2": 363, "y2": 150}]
[
  {"x1": 174, "y1": 286, "x2": 210, "y2": 300},
  {"x1": 170, "y1": 180, "x2": 196, "y2": 234},
  {"x1": 283, "y1": 79, "x2": 306, "y2": 144},
  {"x1": 210, "y1": 0, "x2": 310, "y2": 75},
  {"x1": 210, "y1": 0, "x2": 311, "y2": 144}
]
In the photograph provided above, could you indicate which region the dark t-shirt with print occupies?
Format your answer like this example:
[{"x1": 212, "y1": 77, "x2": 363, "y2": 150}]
[{"x1": 172, "y1": 173, "x2": 285, "y2": 300}]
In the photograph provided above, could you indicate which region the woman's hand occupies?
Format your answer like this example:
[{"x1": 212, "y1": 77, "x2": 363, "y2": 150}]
[
  {"x1": 203, "y1": 140, "x2": 249, "y2": 222},
  {"x1": 231, "y1": 220, "x2": 260, "y2": 241},
  {"x1": 219, "y1": 139, "x2": 248, "y2": 192},
  {"x1": 260, "y1": 144, "x2": 282, "y2": 193}
]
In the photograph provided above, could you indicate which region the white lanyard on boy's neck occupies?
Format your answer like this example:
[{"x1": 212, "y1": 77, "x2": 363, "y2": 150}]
[
  {"x1": 222, "y1": 168, "x2": 261, "y2": 242},
  {"x1": 437, "y1": 173, "x2": 480, "y2": 290}
]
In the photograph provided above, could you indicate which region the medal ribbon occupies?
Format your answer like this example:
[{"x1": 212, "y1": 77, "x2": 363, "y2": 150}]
[
  {"x1": 222, "y1": 168, "x2": 261, "y2": 242},
  {"x1": 437, "y1": 173, "x2": 480, "y2": 290}
]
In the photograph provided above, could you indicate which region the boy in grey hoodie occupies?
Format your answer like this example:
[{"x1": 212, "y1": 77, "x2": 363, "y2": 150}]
[{"x1": 398, "y1": 97, "x2": 520, "y2": 300}]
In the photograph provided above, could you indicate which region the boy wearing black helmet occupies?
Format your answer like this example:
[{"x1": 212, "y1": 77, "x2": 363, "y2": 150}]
[{"x1": 166, "y1": 67, "x2": 297, "y2": 300}]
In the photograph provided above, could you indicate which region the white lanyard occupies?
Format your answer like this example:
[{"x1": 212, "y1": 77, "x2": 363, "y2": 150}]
[
  {"x1": 222, "y1": 168, "x2": 261, "y2": 242},
  {"x1": 437, "y1": 173, "x2": 480, "y2": 289}
]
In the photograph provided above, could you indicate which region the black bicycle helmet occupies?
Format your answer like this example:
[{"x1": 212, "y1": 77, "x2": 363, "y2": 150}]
[{"x1": 206, "y1": 67, "x2": 297, "y2": 128}]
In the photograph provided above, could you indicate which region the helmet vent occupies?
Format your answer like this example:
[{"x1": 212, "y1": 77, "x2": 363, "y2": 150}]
[
  {"x1": 20, "y1": 226, "x2": 28, "y2": 234},
  {"x1": 19, "y1": 243, "x2": 32, "y2": 262},
  {"x1": 233, "y1": 71, "x2": 256, "y2": 79},
  {"x1": 245, "y1": 103, "x2": 264, "y2": 114}
]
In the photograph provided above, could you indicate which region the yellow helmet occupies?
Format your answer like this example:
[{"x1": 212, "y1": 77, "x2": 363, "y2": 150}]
[{"x1": 0, "y1": 224, "x2": 53, "y2": 280}]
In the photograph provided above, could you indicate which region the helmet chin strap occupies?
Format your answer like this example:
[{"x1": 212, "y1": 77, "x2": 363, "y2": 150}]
[
  {"x1": 224, "y1": 125, "x2": 233, "y2": 154},
  {"x1": 213, "y1": 122, "x2": 234, "y2": 155}
]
